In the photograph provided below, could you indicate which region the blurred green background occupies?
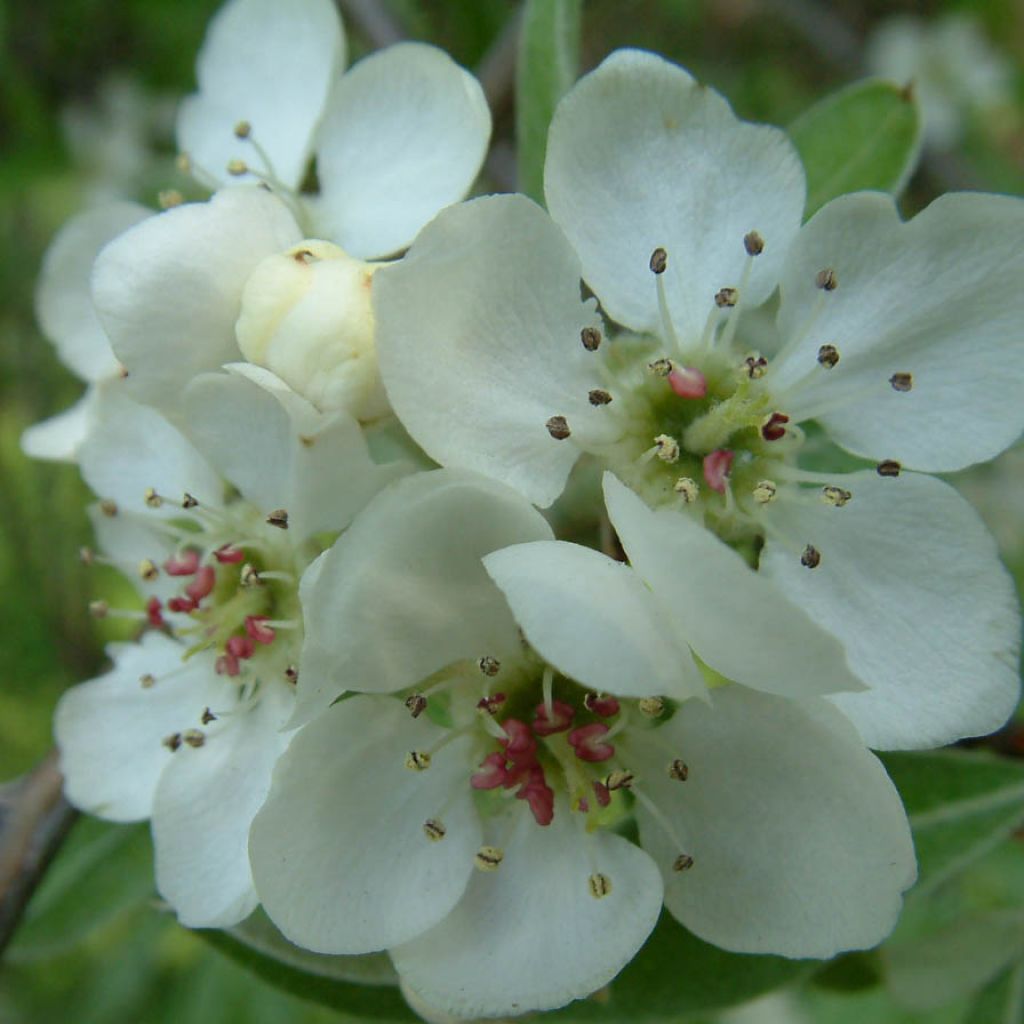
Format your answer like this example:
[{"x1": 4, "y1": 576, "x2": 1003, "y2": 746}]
[{"x1": 0, "y1": 1, "x2": 1021, "y2": 1021}]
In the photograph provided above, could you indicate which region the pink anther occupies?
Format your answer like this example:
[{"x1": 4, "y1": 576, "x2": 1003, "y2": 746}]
[
  {"x1": 702, "y1": 449, "x2": 734, "y2": 494},
  {"x1": 185, "y1": 565, "x2": 216, "y2": 602},
  {"x1": 470, "y1": 751, "x2": 509, "y2": 790},
  {"x1": 226, "y1": 634, "x2": 255, "y2": 660},
  {"x1": 164, "y1": 549, "x2": 200, "y2": 576},
  {"x1": 568, "y1": 723, "x2": 616, "y2": 763},
  {"x1": 215, "y1": 653, "x2": 241, "y2": 677},
  {"x1": 245, "y1": 615, "x2": 276, "y2": 644},
  {"x1": 214, "y1": 544, "x2": 245, "y2": 564},
  {"x1": 145, "y1": 597, "x2": 165, "y2": 628},
  {"x1": 667, "y1": 366, "x2": 708, "y2": 399},
  {"x1": 500, "y1": 718, "x2": 537, "y2": 760},
  {"x1": 584, "y1": 693, "x2": 620, "y2": 718},
  {"x1": 532, "y1": 699, "x2": 575, "y2": 737}
]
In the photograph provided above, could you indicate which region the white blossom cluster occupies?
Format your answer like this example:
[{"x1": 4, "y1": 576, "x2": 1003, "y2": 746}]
[{"x1": 27, "y1": 0, "x2": 1023, "y2": 1019}]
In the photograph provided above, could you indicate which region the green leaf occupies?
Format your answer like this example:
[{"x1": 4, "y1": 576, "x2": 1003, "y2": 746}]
[
  {"x1": 516, "y1": 0, "x2": 582, "y2": 204},
  {"x1": 882, "y1": 750, "x2": 1024, "y2": 896},
  {"x1": 965, "y1": 963, "x2": 1024, "y2": 1024},
  {"x1": 788, "y1": 78, "x2": 922, "y2": 219}
]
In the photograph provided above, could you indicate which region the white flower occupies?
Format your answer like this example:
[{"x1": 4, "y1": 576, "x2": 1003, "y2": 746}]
[
  {"x1": 374, "y1": 50, "x2": 1023, "y2": 751},
  {"x1": 248, "y1": 470, "x2": 914, "y2": 1019},
  {"x1": 55, "y1": 367, "x2": 402, "y2": 927},
  {"x1": 21, "y1": 202, "x2": 150, "y2": 461}
]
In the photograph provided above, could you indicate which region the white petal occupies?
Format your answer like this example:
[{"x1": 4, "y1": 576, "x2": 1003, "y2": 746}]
[
  {"x1": 314, "y1": 43, "x2": 490, "y2": 260},
  {"x1": 545, "y1": 49, "x2": 804, "y2": 336},
  {"x1": 54, "y1": 633, "x2": 222, "y2": 822},
  {"x1": 250, "y1": 695, "x2": 481, "y2": 953},
  {"x1": 294, "y1": 469, "x2": 552, "y2": 722},
  {"x1": 20, "y1": 391, "x2": 96, "y2": 463},
  {"x1": 92, "y1": 187, "x2": 302, "y2": 410},
  {"x1": 77, "y1": 381, "x2": 223, "y2": 513},
  {"x1": 772, "y1": 191, "x2": 1024, "y2": 471},
  {"x1": 626, "y1": 686, "x2": 916, "y2": 958},
  {"x1": 375, "y1": 194, "x2": 612, "y2": 507},
  {"x1": 36, "y1": 202, "x2": 150, "y2": 381},
  {"x1": 87, "y1": 503, "x2": 179, "y2": 602},
  {"x1": 604, "y1": 474, "x2": 862, "y2": 698},
  {"x1": 484, "y1": 541, "x2": 705, "y2": 701},
  {"x1": 392, "y1": 802, "x2": 663, "y2": 1019},
  {"x1": 177, "y1": 0, "x2": 344, "y2": 190},
  {"x1": 153, "y1": 685, "x2": 293, "y2": 928},
  {"x1": 184, "y1": 365, "x2": 405, "y2": 540},
  {"x1": 760, "y1": 471, "x2": 1021, "y2": 749}
]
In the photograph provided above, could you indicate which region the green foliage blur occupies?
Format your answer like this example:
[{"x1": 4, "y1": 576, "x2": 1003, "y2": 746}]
[{"x1": 0, "y1": 1, "x2": 1021, "y2": 1022}]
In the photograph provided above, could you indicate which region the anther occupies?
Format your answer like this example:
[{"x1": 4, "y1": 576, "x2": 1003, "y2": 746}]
[
  {"x1": 821, "y1": 486, "x2": 852, "y2": 507},
  {"x1": 546, "y1": 415, "x2": 571, "y2": 440},
  {"x1": 876, "y1": 460, "x2": 902, "y2": 478},
  {"x1": 476, "y1": 692, "x2": 506, "y2": 716},
  {"x1": 88, "y1": 600, "x2": 109, "y2": 619},
  {"x1": 715, "y1": 287, "x2": 738, "y2": 308},
  {"x1": 405, "y1": 694, "x2": 428, "y2": 718},
  {"x1": 143, "y1": 487, "x2": 163, "y2": 509},
  {"x1": 405, "y1": 751, "x2": 432, "y2": 772},
  {"x1": 703, "y1": 450, "x2": 734, "y2": 494},
  {"x1": 474, "y1": 846, "x2": 504, "y2": 871},
  {"x1": 648, "y1": 358, "x2": 674, "y2": 377},
  {"x1": 674, "y1": 477, "x2": 700, "y2": 504},
  {"x1": 817, "y1": 344, "x2": 840, "y2": 368},
  {"x1": 744, "y1": 231, "x2": 765, "y2": 256},
  {"x1": 668, "y1": 759, "x2": 689, "y2": 781},
  {"x1": 201, "y1": 707, "x2": 217, "y2": 724},
  {"x1": 654, "y1": 435, "x2": 680, "y2": 464},
  {"x1": 285, "y1": 665, "x2": 299, "y2": 684},
  {"x1": 761, "y1": 412, "x2": 790, "y2": 442},
  {"x1": 182, "y1": 729, "x2": 205, "y2": 748},
  {"x1": 139, "y1": 673, "x2": 156, "y2": 689},
  {"x1": 800, "y1": 544, "x2": 822, "y2": 569},
  {"x1": 266, "y1": 508, "x2": 289, "y2": 529},
  {"x1": 638, "y1": 696, "x2": 665, "y2": 718},
  {"x1": 589, "y1": 388, "x2": 613, "y2": 406},
  {"x1": 138, "y1": 559, "x2": 159, "y2": 581},
  {"x1": 588, "y1": 873, "x2": 613, "y2": 899},
  {"x1": 605, "y1": 769, "x2": 634, "y2": 791},
  {"x1": 234, "y1": 120, "x2": 252, "y2": 139},
  {"x1": 673, "y1": 853, "x2": 695, "y2": 873},
  {"x1": 889, "y1": 372, "x2": 913, "y2": 393},
  {"x1": 182, "y1": 492, "x2": 199, "y2": 509},
  {"x1": 752, "y1": 480, "x2": 777, "y2": 505},
  {"x1": 815, "y1": 268, "x2": 838, "y2": 291},
  {"x1": 649, "y1": 247, "x2": 668, "y2": 275},
  {"x1": 478, "y1": 656, "x2": 501, "y2": 677},
  {"x1": 99, "y1": 499, "x2": 118, "y2": 517},
  {"x1": 240, "y1": 563, "x2": 262, "y2": 587},
  {"x1": 158, "y1": 189, "x2": 183, "y2": 209},
  {"x1": 580, "y1": 326, "x2": 602, "y2": 351},
  {"x1": 162, "y1": 732, "x2": 182, "y2": 752},
  {"x1": 584, "y1": 693, "x2": 621, "y2": 717},
  {"x1": 744, "y1": 354, "x2": 768, "y2": 379},
  {"x1": 667, "y1": 366, "x2": 707, "y2": 399},
  {"x1": 226, "y1": 158, "x2": 248, "y2": 176},
  {"x1": 423, "y1": 819, "x2": 446, "y2": 841}
]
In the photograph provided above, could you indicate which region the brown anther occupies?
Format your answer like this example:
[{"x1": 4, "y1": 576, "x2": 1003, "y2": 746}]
[
  {"x1": 648, "y1": 358, "x2": 674, "y2": 378},
  {"x1": 588, "y1": 873, "x2": 613, "y2": 898},
  {"x1": 815, "y1": 268, "x2": 838, "y2": 291},
  {"x1": 79, "y1": 547, "x2": 96, "y2": 566},
  {"x1": 284, "y1": 665, "x2": 299, "y2": 684},
  {"x1": 674, "y1": 477, "x2": 699, "y2": 504},
  {"x1": 240, "y1": 563, "x2": 262, "y2": 587},
  {"x1": 589, "y1": 388, "x2": 613, "y2": 406},
  {"x1": 158, "y1": 189, "x2": 184, "y2": 210},
  {"x1": 423, "y1": 819, "x2": 446, "y2": 842},
  {"x1": 744, "y1": 354, "x2": 768, "y2": 379},
  {"x1": 715, "y1": 287, "x2": 738, "y2": 308},
  {"x1": 668, "y1": 759, "x2": 689, "y2": 781},
  {"x1": 234, "y1": 120, "x2": 252, "y2": 139},
  {"x1": 139, "y1": 673, "x2": 156, "y2": 689},
  {"x1": 183, "y1": 729, "x2": 205, "y2": 748},
  {"x1": 405, "y1": 694, "x2": 428, "y2": 718},
  {"x1": 752, "y1": 480, "x2": 778, "y2": 505},
  {"x1": 649, "y1": 247, "x2": 668, "y2": 275},
  {"x1": 889, "y1": 372, "x2": 913, "y2": 393},
  {"x1": 201, "y1": 707, "x2": 217, "y2": 724},
  {"x1": 673, "y1": 853, "x2": 695, "y2": 872},
  {"x1": 821, "y1": 486, "x2": 852, "y2": 507},
  {"x1": 138, "y1": 559, "x2": 159, "y2": 581},
  {"x1": 266, "y1": 508, "x2": 289, "y2": 529},
  {"x1": 546, "y1": 415, "x2": 571, "y2": 440},
  {"x1": 226, "y1": 158, "x2": 248, "y2": 176},
  {"x1": 182, "y1": 492, "x2": 199, "y2": 509},
  {"x1": 580, "y1": 326, "x2": 602, "y2": 351},
  {"x1": 299, "y1": 434, "x2": 315, "y2": 448},
  {"x1": 405, "y1": 751, "x2": 432, "y2": 772},
  {"x1": 876, "y1": 460, "x2": 902, "y2": 478},
  {"x1": 761, "y1": 412, "x2": 790, "y2": 442},
  {"x1": 605, "y1": 769, "x2": 634, "y2": 791},
  {"x1": 800, "y1": 544, "x2": 822, "y2": 569},
  {"x1": 744, "y1": 231, "x2": 765, "y2": 256},
  {"x1": 292, "y1": 248, "x2": 316, "y2": 264},
  {"x1": 816, "y1": 344, "x2": 840, "y2": 369},
  {"x1": 99, "y1": 499, "x2": 119, "y2": 517},
  {"x1": 478, "y1": 656, "x2": 501, "y2": 677},
  {"x1": 163, "y1": 732, "x2": 182, "y2": 752},
  {"x1": 474, "y1": 845, "x2": 504, "y2": 871},
  {"x1": 88, "y1": 600, "x2": 109, "y2": 619},
  {"x1": 144, "y1": 487, "x2": 163, "y2": 508},
  {"x1": 639, "y1": 696, "x2": 665, "y2": 718}
]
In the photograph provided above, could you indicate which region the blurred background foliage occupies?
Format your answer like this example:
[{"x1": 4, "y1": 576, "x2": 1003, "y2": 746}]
[{"x1": 0, "y1": 0, "x2": 1021, "y2": 1021}]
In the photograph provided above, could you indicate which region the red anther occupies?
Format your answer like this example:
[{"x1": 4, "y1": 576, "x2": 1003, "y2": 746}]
[
  {"x1": 164, "y1": 549, "x2": 200, "y2": 576},
  {"x1": 569, "y1": 723, "x2": 616, "y2": 763},
  {"x1": 167, "y1": 595, "x2": 198, "y2": 614},
  {"x1": 578, "y1": 797, "x2": 590, "y2": 813},
  {"x1": 145, "y1": 596, "x2": 165, "y2": 628},
  {"x1": 214, "y1": 544, "x2": 245, "y2": 564},
  {"x1": 518, "y1": 778, "x2": 555, "y2": 826},
  {"x1": 761, "y1": 412, "x2": 790, "y2": 442},
  {"x1": 215, "y1": 653, "x2": 240, "y2": 677},
  {"x1": 584, "y1": 693, "x2": 620, "y2": 718},
  {"x1": 667, "y1": 366, "x2": 708, "y2": 399},
  {"x1": 185, "y1": 565, "x2": 216, "y2": 602},
  {"x1": 500, "y1": 718, "x2": 537, "y2": 760},
  {"x1": 245, "y1": 615, "x2": 276, "y2": 644},
  {"x1": 593, "y1": 781, "x2": 612, "y2": 808},
  {"x1": 226, "y1": 634, "x2": 255, "y2": 660},
  {"x1": 702, "y1": 449, "x2": 734, "y2": 494},
  {"x1": 470, "y1": 751, "x2": 508, "y2": 790},
  {"x1": 532, "y1": 700, "x2": 576, "y2": 737},
  {"x1": 476, "y1": 692, "x2": 506, "y2": 714}
]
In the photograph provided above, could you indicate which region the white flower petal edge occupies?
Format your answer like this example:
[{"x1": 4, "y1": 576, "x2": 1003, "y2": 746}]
[
  {"x1": 625, "y1": 686, "x2": 916, "y2": 958},
  {"x1": 55, "y1": 633, "x2": 222, "y2": 822},
  {"x1": 374, "y1": 194, "x2": 615, "y2": 507},
  {"x1": 545, "y1": 48, "x2": 805, "y2": 337},
  {"x1": 292, "y1": 469, "x2": 553, "y2": 725},
  {"x1": 249, "y1": 695, "x2": 482, "y2": 953},
  {"x1": 176, "y1": 0, "x2": 345, "y2": 191},
  {"x1": 604, "y1": 474, "x2": 863, "y2": 698},
  {"x1": 314, "y1": 43, "x2": 491, "y2": 261},
  {"x1": 20, "y1": 392, "x2": 97, "y2": 463},
  {"x1": 771, "y1": 191, "x2": 1024, "y2": 473},
  {"x1": 760, "y1": 470, "x2": 1021, "y2": 750},
  {"x1": 91, "y1": 186, "x2": 301, "y2": 411}
]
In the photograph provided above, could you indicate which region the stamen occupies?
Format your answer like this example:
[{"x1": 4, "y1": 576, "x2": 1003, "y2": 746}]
[
  {"x1": 650, "y1": 248, "x2": 683, "y2": 354},
  {"x1": 265, "y1": 508, "x2": 289, "y2": 529},
  {"x1": 143, "y1": 488, "x2": 163, "y2": 509},
  {"x1": 743, "y1": 354, "x2": 768, "y2": 380},
  {"x1": 632, "y1": 785, "x2": 691, "y2": 873},
  {"x1": 533, "y1": 699, "x2": 575, "y2": 737},
  {"x1": 876, "y1": 460, "x2": 902, "y2": 478},
  {"x1": 423, "y1": 819, "x2": 447, "y2": 841},
  {"x1": 605, "y1": 769, "x2": 634, "y2": 791},
  {"x1": 743, "y1": 231, "x2": 765, "y2": 256},
  {"x1": 140, "y1": 674, "x2": 156, "y2": 689},
  {"x1": 476, "y1": 692, "x2": 506, "y2": 716},
  {"x1": 714, "y1": 288, "x2": 738, "y2": 308},
  {"x1": 673, "y1": 854, "x2": 695, "y2": 872},
  {"x1": 674, "y1": 477, "x2": 700, "y2": 504},
  {"x1": 702, "y1": 449, "x2": 734, "y2": 494},
  {"x1": 162, "y1": 733, "x2": 182, "y2": 752},
  {"x1": 589, "y1": 388, "x2": 614, "y2": 406},
  {"x1": 638, "y1": 696, "x2": 665, "y2": 718},
  {"x1": 668, "y1": 759, "x2": 689, "y2": 781},
  {"x1": 889, "y1": 372, "x2": 913, "y2": 393},
  {"x1": 821, "y1": 486, "x2": 852, "y2": 507},
  {"x1": 752, "y1": 480, "x2": 778, "y2": 505},
  {"x1": 648, "y1": 358, "x2": 673, "y2": 378},
  {"x1": 227, "y1": 158, "x2": 249, "y2": 177},
  {"x1": 182, "y1": 729, "x2": 205, "y2": 748},
  {"x1": 546, "y1": 415, "x2": 571, "y2": 440},
  {"x1": 478, "y1": 656, "x2": 501, "y2": 677},
  {"x1": 470, "y1": 751, "x2": 508, "y2": 790},
  {"x1": 800, "y1": 544, "x2": 822, "y2": 569},
  {"x1": 581, "y1": 326, "x2": 602, "y2": 352},
  {"x1": 215, "y1": 544, "x2": 245, "y2": 564},
  {"x1": 815, "y1": 267, "x2": 838, "y2": 291},
  {"x1": 584, "y1": 693, "x2": 621, "y2": 717},
  {"x1": 99, "y1": 499, "x2": 118, "y2": 517},
  {"x1": 474, "y1": 846, "x2": 504, "y2": 871},
  {"x1": 138, "y1": 559, "x2": 159, "y2": 582},
  {"x1": 542, "y1": 665, "x2": 555, "y2": 717},
  {"x1": 649, "y1": 248, "x2": 668, "y2": 275},
  {"x1": 653, "y1": 435, "x2": 680, "y2": 464},
  {"x1": 588, "y1": 873, "x2": 613, "y2": 899},
  {"x1": 568, "y1": 723, "x2": 615, "y2": 763},
  {"x1": 405, "y1": 694, "x2": 428, "y2": 718},
  {"x1": 182, "y1": 493, "x2": 199, "y2": 509},
  {"x1": 405, "y1": 751, "x2": 432, "y2": 771},
  {"x1": 245, "y1": 616, "x2": 276, "y2": 644},
  {"x1": 164, "y1": 550, "x2": 200, "y2": 576},
  {"x1": 234, "y1": 120, "x2": 252, "y2": 139},
  {"x1": 201, "y1": 707, "x2": 217, "y2": 724},
  {"x1": 760, "y1": 412, "x2": 790, "y2": 442},
  {"x1": 817, "y1": 344, "x2": 840, "y2": 369}
]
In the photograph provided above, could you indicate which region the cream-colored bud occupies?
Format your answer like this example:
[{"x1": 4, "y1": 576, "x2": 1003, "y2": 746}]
[{"x1": 235, "y1": 240, "x2": 389, "y2": 422}]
